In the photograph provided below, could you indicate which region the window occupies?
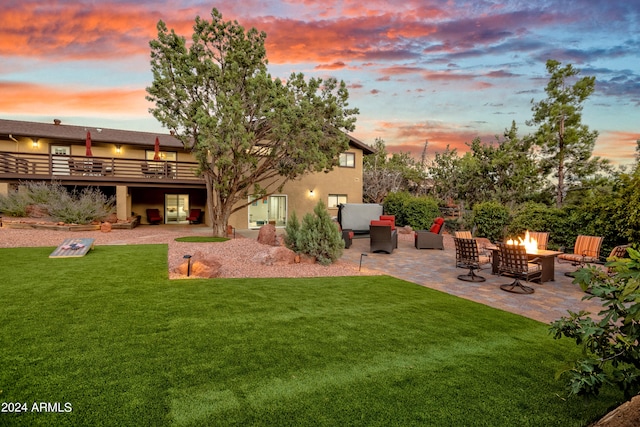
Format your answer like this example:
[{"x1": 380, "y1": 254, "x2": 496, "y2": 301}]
[
  {"x1": 339, "y1": 152, "x2": 355, "y2": 167},
  {"x1": 328, "y1": 194, "x2": 347, "y2": 208}
]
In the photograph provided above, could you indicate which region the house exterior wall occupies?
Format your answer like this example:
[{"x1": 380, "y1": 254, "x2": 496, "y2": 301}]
[
  {"x1": 1, "y1": 120, "x2": 371, "y2": 229},
  {"x1": 227, "y1": 147, "x2": 365, "y2": 229}
]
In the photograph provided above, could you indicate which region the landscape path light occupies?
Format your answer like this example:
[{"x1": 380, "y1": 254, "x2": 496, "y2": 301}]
[{"x1": 183, "y1": 254, "x2": 192, "y2": 277}]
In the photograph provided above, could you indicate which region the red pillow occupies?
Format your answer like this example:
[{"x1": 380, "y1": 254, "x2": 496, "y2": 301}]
[{"x1": 429, "y1": 217, "x2": 444, "y2": 233}]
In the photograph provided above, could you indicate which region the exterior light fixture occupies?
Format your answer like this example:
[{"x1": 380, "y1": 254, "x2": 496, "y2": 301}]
[
  {"x1": 115, "y1": 145, "x2": 122, "y2": 154},
  {"x1": 309, "y1": 189, "x2": 315, "y2": 197},
  {"x1": 32, "y1": 139, "x2": 38, "y2": 148},
  {"x1": 359, "y1": 253, "x2": 368, "y2": 271},
  {"x1": 183, "y1": 254, "x2": 193, "y2": 277}
]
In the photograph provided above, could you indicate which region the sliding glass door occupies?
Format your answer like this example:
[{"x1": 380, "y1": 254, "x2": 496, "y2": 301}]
[
  {"x1": 165, "y1": 194, "x2": 189, "y2": 224},
  {"x1": 248, "y1": 195, "x2": 287, "y2": 228}
]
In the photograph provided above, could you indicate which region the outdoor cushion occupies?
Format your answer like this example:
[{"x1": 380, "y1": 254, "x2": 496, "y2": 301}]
[
  {"x1": 370, "y1": 219, "x2": 393, "y2": 228},
  {"x1": 427, "y1": 217, "x2": 444, "y2": 234},
  {"x1": 379, "y1": 215, "x2": 396, "y2": 229}
]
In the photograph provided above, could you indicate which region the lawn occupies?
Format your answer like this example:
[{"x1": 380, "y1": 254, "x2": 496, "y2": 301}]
[{"x1": 0, "y1": 244, "x2": 624, "y2": 426}]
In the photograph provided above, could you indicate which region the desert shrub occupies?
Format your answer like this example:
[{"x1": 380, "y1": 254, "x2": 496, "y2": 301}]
[
  {"x1": 22, "y1": 181, "x2": 65, "y2": 204},
  {"x1": 0, "y1": 181, "x2": 115, "y2": 224},
  {"x1": 0, "y1": 181, "x2": 66, "y2": 217},
  {"x1": 0, "y1": 187, "x2": 30, "y2": 216},
  {"x1": 472, "y1": 201, "x2": 510, "y2": 242},
  {"x1": 47, "y1": 187, "x2": 115, "y2": 224},
  {"x1": 284, "y1": 211, "x2": 301, "y2": 253},
  {"x1": 295, "y1": 200, "x2": 344, "y2": 265}
]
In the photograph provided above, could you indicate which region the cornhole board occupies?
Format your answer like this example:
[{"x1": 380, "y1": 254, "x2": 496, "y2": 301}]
[{"x1": 49, "y1": 238, "x2": 95, "y2": 258}]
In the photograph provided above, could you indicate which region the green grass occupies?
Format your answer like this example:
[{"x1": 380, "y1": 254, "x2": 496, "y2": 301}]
[
  {"x1": 0, "y1": 245, "x2": 625, "y2": 426},
  {"x1": 174, "y1": 236, "x2": 229, "y2": 243}
]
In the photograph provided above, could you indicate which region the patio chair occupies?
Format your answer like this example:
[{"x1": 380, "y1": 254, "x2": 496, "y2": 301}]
[
  {"x1": 369, "y1": 220, "x2": 398, "y2": 254},
  {"x1": 454, "y1": 237, "x2": 491, "y2": 282},
  {"x1": 558, "y1": 235, "x2": 604, "y2": 276},
  {"x1": 528, "y1": 231, "x2": 549, "y2": 250},
  {"x1": 598, "y1": 244, "x2": 631, "y2": 275},
  {"x1": 415, "y1": 217, "x2": 445, "y2": 250},
  {"x1": 497, "y1": 242, "x2": 542, "y2": 294},
  {"x1": 454, "y1": 230, "x2": 491, "y2": 256},
  {"x1": 186, "y1": 209, "x2": 203, "y2": 224},
  {"x1": 455, "y1": 230, "x2": 473, "y2": 239},
  {"x1": 146, "y1": 208, "x2": 163, "y2": 225}
]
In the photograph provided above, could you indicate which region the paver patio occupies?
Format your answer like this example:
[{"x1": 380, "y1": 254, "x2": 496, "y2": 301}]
[{"x1": 338, "y1": 232, "x2": 605, "y2": 324}]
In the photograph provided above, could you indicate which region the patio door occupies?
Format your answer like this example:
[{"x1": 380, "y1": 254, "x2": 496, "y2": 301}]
[
  {"x1": 165, "y1": 194, "x2": 189, "y2": 224},
  {"x1": 248, "y1": 195, "x2": 287, "y2": 228}
]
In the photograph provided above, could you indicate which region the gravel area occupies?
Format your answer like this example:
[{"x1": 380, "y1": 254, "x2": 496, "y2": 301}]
[{"x1": 0, "y1": 220, "x2": 369, "y2": 279}]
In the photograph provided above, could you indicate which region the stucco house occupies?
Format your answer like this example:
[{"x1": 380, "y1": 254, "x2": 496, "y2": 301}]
[{"x1": 0, "y1": 118, "x2": 374, "y2": 229}]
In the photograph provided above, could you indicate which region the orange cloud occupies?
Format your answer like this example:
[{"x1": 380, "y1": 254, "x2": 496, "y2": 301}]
[
  {"x1": 0, "y1": 2, "x2": 201, "y2": 60},
  {"x1": 0, "y1": 81, "x2": 150, "y2": 117},
  {"x1": 353, "y1": 119, "x2": 495, "y2": 159},
  {"x1": 594, "y1": 130, "x2": 639, "y2": 166}
]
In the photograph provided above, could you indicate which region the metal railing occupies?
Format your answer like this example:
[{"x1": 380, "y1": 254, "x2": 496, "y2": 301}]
[{"x1": 0, "y1": 151, "x2": 204, "y2": 184}]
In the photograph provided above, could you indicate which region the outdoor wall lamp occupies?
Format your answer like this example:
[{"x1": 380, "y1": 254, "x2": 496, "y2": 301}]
[
  {"x1": 183, "y1": 254, "x2": 193, "y2": 277},
  {"x1": 115, "y1": 145, "x2": 122, "y2": 154},
  {"x1": 309, "y1": 189, "x2": 315, "y2": 197},
  {"x1": 32, "y1": 139, "x2": 38, "y2": 148}
]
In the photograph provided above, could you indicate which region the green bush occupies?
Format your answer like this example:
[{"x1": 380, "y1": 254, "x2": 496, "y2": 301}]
[
  {"x1": 284, "y1": 211, "x2": 301, "y2": 253},
  {"x1": 472, "y1": 201, "x2": 510, "y2": 242},
  {"x1": 288, "y1": 201, "x2": 344, "y2": 265},
  {"x1": 382, "y1": 191, "x2": 411, "y2": 226},
  {"x1": 383, "y1": 191, "x2": 440, "y2": 230},
  {"x1": 550, "y1": 247, "x2": 640, "y2": 397}
]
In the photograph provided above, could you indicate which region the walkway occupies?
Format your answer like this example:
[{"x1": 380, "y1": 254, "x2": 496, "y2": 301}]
[{"x1": 337, "y1": 232, "x2": 605, "y2": 324}]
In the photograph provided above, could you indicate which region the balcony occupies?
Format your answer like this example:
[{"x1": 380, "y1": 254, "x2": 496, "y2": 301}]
[{"x1": 0, "y1": 151, "x2": 205, "y2": 187}]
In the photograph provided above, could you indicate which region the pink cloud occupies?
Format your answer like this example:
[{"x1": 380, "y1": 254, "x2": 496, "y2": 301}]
[{"x1": 594, "y1": 130, "x2": 639, "y2": 165}]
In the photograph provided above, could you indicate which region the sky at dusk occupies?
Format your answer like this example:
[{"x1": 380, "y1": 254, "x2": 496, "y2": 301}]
[{"x1": 1, "y1": 0, "x2": 638, "y2": 165}]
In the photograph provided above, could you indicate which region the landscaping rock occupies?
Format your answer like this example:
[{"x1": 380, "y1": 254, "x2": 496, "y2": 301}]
[
  {"x1": 257, "y1": 224, "x2": 277, "y2": 246},
  {"x1": 100, "y1": 222, "x2": 112, "y2": 233},
  {"x1": 173, "y1": 251, "x2": 221, "y2": 278}
]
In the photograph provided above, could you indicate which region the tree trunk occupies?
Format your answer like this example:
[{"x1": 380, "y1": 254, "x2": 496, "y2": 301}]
[
  {"x1": 204, "y1": 172, "x2": 231, "y2": 237},
  {"x1": 556, "y1": 115, "x2": 565, "y2": 208}
]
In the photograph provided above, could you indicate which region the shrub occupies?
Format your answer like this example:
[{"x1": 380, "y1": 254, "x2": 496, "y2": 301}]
[
  {"x1": 550, "y1": 248, "x2": 640, "y2": 397},
  {"x1": 0, "y1": 186, "x2": 30, "y2": 216},
  {"x1": 402, "y1": 197, "x2": 440, "y2": 230},
  {"x1": 383, "y1": 191, "x2": 411, "y2": 226},
  {"x1": 47, "y1": 187, "x2": 115, "y2": 224},
  {"x1": 472, "y1": 201, "x2": 510, "y2": 242},
  {"x1": 383, "y1": 191, "x2": 440, "y2": 230},
  {"x1": 291, "y1": 200, "x2": 344, "y2": 265},
  {"x1": 284, "y1": 211, "x2": 301, "y2": 253}
]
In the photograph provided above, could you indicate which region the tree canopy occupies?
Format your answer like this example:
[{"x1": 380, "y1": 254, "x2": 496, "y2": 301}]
[
  {"x1": 527, "y1": 59, "x2": 607, "y2": 208},
  {"x1": 146, "y1": 8, "x2": 358, "y2": 235}
]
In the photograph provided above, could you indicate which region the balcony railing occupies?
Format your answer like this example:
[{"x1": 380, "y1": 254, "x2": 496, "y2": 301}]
[{"x1": 0, "y1": 151, "x2": 204, "y2": 184}]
